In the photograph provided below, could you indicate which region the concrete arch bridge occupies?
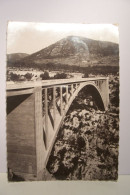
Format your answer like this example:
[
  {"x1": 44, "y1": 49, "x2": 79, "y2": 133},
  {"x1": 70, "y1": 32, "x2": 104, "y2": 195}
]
[{"x1": 7, "y1": 77, "x2": 109, "y2": 180}]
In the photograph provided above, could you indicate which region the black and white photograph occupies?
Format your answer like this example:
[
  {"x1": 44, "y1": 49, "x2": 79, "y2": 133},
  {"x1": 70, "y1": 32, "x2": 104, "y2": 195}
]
[{"x1": 6, "y1": 22, "x2": 119, "y2": 181}]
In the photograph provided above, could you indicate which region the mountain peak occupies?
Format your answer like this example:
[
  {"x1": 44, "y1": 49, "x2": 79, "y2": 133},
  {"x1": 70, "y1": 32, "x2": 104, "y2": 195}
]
[
  {"x1": 8, "y1": 36, "x2": 119, "y2": 68},
  {"x1": 65, "y1": 36, "x2": 89, "y2": 53}
]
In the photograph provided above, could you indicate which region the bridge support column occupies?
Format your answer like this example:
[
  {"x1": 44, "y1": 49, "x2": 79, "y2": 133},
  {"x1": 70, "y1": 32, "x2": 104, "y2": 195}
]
[
  {"x1": 53, "y1": 87, "x2": 56, "y2": 131},
  {"x1": 66, "y1": 85, "x2": 68, "y2": 104},
  {"x1": 75, "y1": 83, "x2": 78, "y2": 90},
  {"x1": 106, "y1": 77, "x2": 109, "y2": 108},
  {"x1": 45, "y1": 88, "x2": 48, "y2": 149},
  {"x1": 71, "y1": 84, "x2": 73, "y2": 96},
  {"x1": 34, "y1": 86, "x2": 45, "y2": 180},
  {"x1": 103, "y1": 77, "x2": 109, "y2": 110},
  {"x1": 99, "y1": 78, "x2": 109, "y2": 110},
  {"x1": 60, "y1": 86, "x2": 63, "y2": 116}
]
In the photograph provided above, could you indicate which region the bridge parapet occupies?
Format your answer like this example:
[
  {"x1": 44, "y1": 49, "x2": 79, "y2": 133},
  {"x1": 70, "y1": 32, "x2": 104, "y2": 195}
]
[{"x1": 6, "y1": 77, "x2": 109, "y2": 180}]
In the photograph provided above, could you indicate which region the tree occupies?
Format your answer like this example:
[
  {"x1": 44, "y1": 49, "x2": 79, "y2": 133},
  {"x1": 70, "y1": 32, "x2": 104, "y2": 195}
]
[
  {"x1": 40, "y1": 71, "x2": 50, "y2": 80},
  {"x1": 24, "y1": 73, "x2": 33, "y2": 80},
  {"x1": 82, "y1": 72, "x2": 89, "y2": 78},
  {"x1": 54, "y1": 73, "x2": 67, "y2": 79},
  {"x1": 10, "y1": 72, "x2": 19, "y2": 81}
]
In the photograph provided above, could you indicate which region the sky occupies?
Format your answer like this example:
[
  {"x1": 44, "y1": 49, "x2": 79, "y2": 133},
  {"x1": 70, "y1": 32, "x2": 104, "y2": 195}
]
[{"x1": 7, "y1": 22, "x2": 119, "y2": 54}]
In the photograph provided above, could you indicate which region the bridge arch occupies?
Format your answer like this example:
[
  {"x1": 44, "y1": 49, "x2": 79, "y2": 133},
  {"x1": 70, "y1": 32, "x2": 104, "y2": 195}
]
[
  {"x1": 45, "y1": 81, "x2": 106, "y2": 167},
  {"x1": 64, "y1": 81, "x2": 105, "y2": 112}
]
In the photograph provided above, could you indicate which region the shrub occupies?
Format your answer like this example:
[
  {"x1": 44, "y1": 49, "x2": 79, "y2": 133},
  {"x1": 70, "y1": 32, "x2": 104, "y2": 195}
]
[
  {"x1": 54, "y1": 73, "x2": 68, "y2": 79},
  {"x1": 82, "y1": 72, "x2": 89, "y2": 78},
  {"x1": 40, "y1": 71, "x2": 50, "y2": 80},
  {"x1": 10, "y1": 72, "x2": 19, "y2": 81},
  {"x1": 24, "y1": 73, "x2": 33, "y2": 80}
]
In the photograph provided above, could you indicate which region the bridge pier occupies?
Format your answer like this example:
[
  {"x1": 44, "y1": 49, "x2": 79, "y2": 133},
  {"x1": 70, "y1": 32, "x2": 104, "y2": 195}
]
[{"x1": 97, "y1": 78, "x2": 109, "y2": 110}]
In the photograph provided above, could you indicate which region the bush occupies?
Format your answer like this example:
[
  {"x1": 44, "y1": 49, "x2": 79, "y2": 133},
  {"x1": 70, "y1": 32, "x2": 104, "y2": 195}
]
[
  {"x1": 24, "y1": 73, "x2": 33, "y2": 80},
  {"x1": 10, "y1": 72, "x2": 20, "y2": 81},
  {"x1": 40, "y1": 71, "x2": 50, "y2": 80},
  {"x1": 54, "y1": 73, "x2": 68, "y2": 79},
  {"x1": 82, "y1": 72, "x2": 89, "y2": 78}
]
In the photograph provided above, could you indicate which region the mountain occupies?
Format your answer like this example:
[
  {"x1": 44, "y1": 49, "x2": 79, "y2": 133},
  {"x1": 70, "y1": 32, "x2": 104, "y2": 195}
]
[
  {"x1": 8, "y1": 36, "x2": 119, "y2": 68},
  {"x1": 7, "y1": 53, "x2": 29, "y2": 63}
]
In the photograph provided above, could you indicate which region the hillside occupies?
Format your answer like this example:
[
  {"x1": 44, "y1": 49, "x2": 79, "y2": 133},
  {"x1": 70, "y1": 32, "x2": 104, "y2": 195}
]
[{"x1": 7, "y1": 36, "x2": 119, "y2": 68}]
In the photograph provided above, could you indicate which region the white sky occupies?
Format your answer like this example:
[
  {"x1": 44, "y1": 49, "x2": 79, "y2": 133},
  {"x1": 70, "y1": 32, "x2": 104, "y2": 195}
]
[{"x1": 7, "y1": 22, "x2": 119, "y2": 54}]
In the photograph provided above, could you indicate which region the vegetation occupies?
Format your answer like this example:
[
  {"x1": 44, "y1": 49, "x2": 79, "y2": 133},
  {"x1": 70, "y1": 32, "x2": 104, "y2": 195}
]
[
  {"x1": 40, "y1": 71, "x2": 50, "y2": 80},
  {"x1": 7, "y1": 64, "x2": 119, "y2": 82},
  {"x1": 82, "y1": 72, "x2": 89, "y2": 78},
  {"x1": 54, "y1": 73, "x2": 68, "y2": 79},
  {"x1": 7, "y1": 56, "x2": 119, "y2": 76},
  {"x1": 24, "y1": 73, "x2": 33, "y2": 80},
  {"x1": 7, "y1": 72, "x2": 33, "y2": 81},
  {"x1": 9, "y1": 72, "x2": 20, "y2": 81}
]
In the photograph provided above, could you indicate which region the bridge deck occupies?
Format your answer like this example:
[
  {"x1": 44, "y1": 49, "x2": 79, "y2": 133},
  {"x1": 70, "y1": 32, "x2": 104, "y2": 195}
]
[{"x1": 6, "y1": 77, "x2": 108, "y2": 91}]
